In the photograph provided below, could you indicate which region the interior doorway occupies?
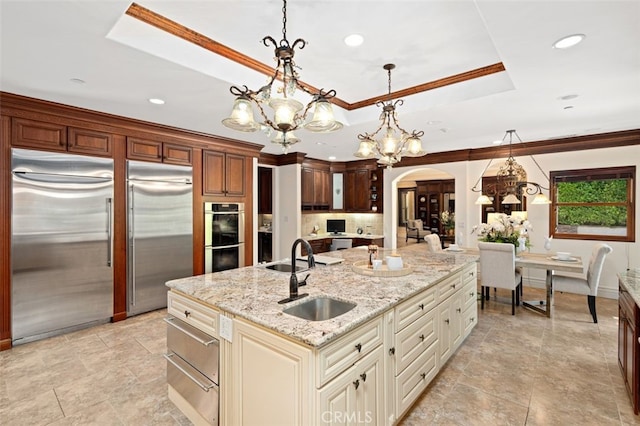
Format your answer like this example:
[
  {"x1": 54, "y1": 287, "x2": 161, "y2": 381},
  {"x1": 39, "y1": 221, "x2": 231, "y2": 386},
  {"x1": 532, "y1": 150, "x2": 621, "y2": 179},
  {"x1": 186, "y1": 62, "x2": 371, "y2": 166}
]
[{"x1": 397, "y1": 188, "x2": 416, "y2": 227}]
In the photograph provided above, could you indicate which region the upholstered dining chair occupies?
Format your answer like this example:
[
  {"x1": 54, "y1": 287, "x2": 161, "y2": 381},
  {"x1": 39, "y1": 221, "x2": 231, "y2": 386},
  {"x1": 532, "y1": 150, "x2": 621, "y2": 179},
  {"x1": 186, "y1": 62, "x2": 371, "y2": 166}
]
[
  {"x1": 424, "y1": 234, "x2": 443, "y2": 253},
  {"x1": 478, "y1": 242, "x2": 523, "y2": 315},
  {"x1": 405, "y1": 219, "x2": 431, "y2": 243},
  {"x1": 552, "y1": 243, "x2": 612, "y2": 323}
]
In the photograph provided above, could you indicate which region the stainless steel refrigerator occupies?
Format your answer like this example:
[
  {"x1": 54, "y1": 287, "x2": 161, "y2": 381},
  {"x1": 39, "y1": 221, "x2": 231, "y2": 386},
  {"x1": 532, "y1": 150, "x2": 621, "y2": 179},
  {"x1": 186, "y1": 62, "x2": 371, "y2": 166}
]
[
  {"x1": 127, "y1": 161, "x2": 193, "y2": 316},
  {"x1": 11, "y1": 148, "x2": 114, "y2": 344}
]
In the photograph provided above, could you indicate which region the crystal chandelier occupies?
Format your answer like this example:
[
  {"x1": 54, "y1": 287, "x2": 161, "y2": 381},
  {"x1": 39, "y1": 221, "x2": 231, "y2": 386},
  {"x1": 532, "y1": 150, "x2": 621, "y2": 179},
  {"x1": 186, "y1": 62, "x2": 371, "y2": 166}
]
[
  {"x1": 221, "y1": 0, "x2": 342, "y2": 153},
  {"x1": 471, "y1": 130, "x2": 552, "y2": 205},
  {"x1": 353, "y1": 64, "x2": 426, "y2": 168}
]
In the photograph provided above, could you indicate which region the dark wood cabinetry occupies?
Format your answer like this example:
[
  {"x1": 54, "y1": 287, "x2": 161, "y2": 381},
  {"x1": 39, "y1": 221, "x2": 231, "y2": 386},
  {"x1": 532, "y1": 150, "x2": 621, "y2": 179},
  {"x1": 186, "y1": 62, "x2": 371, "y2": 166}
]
[
  {"x1": 12, "y1": 118, "x2": 113, "y2": 157},
  {"x1": 301, "y1": 166, "x2": 330, "y2": 210},
  {"x1": 127, "y1": 137, "x2": 192, "y2": 165},
  {"x1": 618, "y1": 284, "x2": 639, "y2": 414},
  {"x1": 301, "y1": 238, "x2": 331, "y2": 256},
  {"x1": 258, "y1": 167, "x2": 273, "y2": 214},
  {"x1": 344, "y1": 166, "x2": 382, "y2": 213},
  {"x1": 416, "y1": 179, "x2": 454, "y2": 234},
  {"x1": 203, "y1": 150, "x2": 246, "y2": 197}
]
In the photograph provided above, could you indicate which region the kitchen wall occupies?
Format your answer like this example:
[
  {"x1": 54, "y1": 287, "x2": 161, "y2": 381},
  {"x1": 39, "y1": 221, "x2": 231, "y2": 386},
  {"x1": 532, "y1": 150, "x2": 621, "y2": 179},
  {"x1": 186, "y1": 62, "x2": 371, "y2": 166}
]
[{"x1": 301, "y1": 213, "x2": 383, "y2": 237}]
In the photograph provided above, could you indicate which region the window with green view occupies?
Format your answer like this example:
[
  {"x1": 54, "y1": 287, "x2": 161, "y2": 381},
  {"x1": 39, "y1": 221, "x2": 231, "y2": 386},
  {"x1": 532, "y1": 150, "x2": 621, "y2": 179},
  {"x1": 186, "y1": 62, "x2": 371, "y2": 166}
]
[{"x1": 550, "y1": 166, "x2": 635, "y2": 241}]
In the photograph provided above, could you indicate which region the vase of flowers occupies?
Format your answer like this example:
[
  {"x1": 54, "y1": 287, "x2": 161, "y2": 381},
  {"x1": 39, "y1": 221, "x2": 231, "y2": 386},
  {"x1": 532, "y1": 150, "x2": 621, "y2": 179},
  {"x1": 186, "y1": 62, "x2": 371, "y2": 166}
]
[
  {"x1": 472, "y1": 213, "x2": 532, "y2": 248},
  {"x1": 441, "y1": 210, "x2": 455, "y2": 235}
]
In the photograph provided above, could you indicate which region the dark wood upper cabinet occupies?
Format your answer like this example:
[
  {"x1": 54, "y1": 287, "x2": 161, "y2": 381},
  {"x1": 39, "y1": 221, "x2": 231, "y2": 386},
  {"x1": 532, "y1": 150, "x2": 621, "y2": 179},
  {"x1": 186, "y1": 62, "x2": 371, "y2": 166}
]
[
  {"x1": 127, "y1": 137, "x2": 192, "y2": 165},
  {"x1": 12, "y1": 118, "x2": 112, "y2": 157},
  {"x1": 258, "y1": 167, "x2": 273, "y2": 214},
  {"x1": 344, "y1": 169, "x2": 370, "y2": 212},
  {"x1": 203, "y1": 150, "x2": 246, "y2": 197},
  {"x1": 301, "y1": 167, "x2": 330, "y2": 210}
]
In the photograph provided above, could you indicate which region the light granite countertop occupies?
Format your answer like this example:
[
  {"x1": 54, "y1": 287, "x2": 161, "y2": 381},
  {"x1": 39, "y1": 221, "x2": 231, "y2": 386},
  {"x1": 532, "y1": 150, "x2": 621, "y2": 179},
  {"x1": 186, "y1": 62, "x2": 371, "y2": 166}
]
[
  {"x1": 619, "y1": 268, "x2": 640, "y2": 307},
  {"x1": 166, "y1": 244, "x2": 477, "y2": 348}
]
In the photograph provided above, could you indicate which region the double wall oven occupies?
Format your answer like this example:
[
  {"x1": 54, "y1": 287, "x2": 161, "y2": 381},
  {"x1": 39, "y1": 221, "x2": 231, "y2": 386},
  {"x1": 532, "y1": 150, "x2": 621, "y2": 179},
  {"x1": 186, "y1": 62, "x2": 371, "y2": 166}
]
[{"x1": 204, "y1": 202, "x2": 245, "y2": 273}]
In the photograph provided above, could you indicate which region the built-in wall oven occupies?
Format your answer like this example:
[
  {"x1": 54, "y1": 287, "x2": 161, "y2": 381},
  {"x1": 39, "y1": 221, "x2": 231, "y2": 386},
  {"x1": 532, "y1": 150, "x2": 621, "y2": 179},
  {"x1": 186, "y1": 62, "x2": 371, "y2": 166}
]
[
  {"x1": 165, "y1": 316, "x2": 219, "y2": 425},
  {"x1": 204, "y1": 202, "x2": 245, "y2": 273}
]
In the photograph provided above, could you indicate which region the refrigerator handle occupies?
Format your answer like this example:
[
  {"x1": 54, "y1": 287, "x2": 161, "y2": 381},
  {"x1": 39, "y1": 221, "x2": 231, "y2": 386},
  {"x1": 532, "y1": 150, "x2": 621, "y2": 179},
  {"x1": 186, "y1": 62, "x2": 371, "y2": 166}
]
[
  {"x1": 107, "y1": 198, "x2": 113, "y2": 267},
  {"x1": 130, "y1": 186, "x2": 136, "y2": 307}
]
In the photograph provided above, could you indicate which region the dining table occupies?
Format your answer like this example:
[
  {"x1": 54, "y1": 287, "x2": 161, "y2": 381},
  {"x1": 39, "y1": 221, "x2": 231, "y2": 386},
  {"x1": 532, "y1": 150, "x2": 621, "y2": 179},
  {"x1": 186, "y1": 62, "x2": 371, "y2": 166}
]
[{"x1": 444, "y1": 247, "x2": 584, "y2": 317}]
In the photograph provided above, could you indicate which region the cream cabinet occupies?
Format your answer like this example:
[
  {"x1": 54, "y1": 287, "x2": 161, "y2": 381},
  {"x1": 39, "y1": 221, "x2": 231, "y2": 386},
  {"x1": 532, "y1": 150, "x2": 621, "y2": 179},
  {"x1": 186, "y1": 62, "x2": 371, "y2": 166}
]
[
  {"x1": 170, "y1": 262, "x2": 478, "y2": 425},
  {"x1": 318, "y1": 345, "x2": 385, "y2": 425}
]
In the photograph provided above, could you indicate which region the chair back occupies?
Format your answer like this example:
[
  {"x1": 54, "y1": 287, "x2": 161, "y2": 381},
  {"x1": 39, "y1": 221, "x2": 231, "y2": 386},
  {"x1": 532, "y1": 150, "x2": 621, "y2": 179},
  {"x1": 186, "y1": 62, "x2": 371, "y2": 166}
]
[
  {"x1": 586, "y1": 243, "x2": 613, "y2": 292},
  {"x1": 330, "y1": 239, "x2": 352, "y2": 251},
  {"x1": 478, "y1": 242, "x2": 519, "y2": 291},
  {"x1": 406, "y1": 219, "x2": 423, "y2": 230},
  {"x1": 424, "y1": 234, "x2": 443, "y2": 252}
]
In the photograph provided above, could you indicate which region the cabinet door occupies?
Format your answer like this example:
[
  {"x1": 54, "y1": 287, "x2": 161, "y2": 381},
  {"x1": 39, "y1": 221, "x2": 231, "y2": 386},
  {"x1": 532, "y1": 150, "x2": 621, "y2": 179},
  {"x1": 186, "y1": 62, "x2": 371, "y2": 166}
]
[
  {"x1": 68, "y1": 127, "x2": 113, "y2": 157},
  {"x1": 314, "y1": 169, "x2": 330, "y2": 206},
  {"x1": 301, "y1": 167, "x2": 314, "y2": 206},
  {"x1": 163, "y1": 143, "x2": 192, "y2": 165},
  {"x1": 318, "y1": 346, "x2": 384, "y2": 426},
  {"x1": 225, "y1": 154, "x2": 246, "y2": 197},
  {"x1": 127, "y1": 137, "x2": 163, "y2": 162},
  {"x1": 258, "y1": 168, "x2": 273, "y2": 214},
  {"x1": 353, "y1": 169, "x2": 370, "y2": 211},
  {"x1": 232, "y1": 319, "x2": 312, "y2": 425},
  {"x1": 438, "y1": 298, "x2": 452, "y2": 366},
  {"x1": 12, "y1": 118, "x2": 67, "y2": 152},
  {"x1": 203, "y1": 150, "x2": 226, "y2": 196}
]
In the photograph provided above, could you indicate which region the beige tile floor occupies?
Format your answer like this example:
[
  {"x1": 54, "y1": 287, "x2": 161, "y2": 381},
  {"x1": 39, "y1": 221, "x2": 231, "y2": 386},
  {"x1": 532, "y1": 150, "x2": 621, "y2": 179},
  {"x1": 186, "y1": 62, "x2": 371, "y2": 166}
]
[{"x1": 1, "y1": 290, "x2": 639, "y2": 425}]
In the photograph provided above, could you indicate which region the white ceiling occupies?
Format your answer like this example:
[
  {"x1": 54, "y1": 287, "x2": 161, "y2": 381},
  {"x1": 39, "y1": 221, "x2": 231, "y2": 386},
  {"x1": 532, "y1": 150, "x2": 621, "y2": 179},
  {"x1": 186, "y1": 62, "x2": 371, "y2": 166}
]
[{"x1": 1, "y1": 0, "x2": 639, "y2": 162}]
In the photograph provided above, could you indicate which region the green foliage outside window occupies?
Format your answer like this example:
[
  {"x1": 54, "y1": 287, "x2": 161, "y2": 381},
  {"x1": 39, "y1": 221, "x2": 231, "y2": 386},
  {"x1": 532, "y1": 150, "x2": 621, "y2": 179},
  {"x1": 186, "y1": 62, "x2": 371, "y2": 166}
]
[{"x1": 556, "y1": 179, "x2": 628, "y2": 227}]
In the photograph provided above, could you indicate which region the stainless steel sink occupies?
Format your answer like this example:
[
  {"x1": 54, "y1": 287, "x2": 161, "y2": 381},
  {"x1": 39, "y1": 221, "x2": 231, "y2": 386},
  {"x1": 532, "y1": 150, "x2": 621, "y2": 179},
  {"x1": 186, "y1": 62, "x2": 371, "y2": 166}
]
[
  {"x1": 283, "y1": 297, "x2": 356, "y2": 321},
  {"x1": 265, "y1": 263, "x2": 306, "y2": 273}
]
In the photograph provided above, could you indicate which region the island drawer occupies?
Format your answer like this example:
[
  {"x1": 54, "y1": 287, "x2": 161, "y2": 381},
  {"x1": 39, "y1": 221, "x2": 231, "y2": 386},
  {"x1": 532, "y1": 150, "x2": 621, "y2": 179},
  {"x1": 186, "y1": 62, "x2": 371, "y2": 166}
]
[
  {"x1": 438, "y1": 273, "x2": 462, "y2": 302},
  {"x1": 393, "y1": 307, "x2": 437, "y2": 375},
  {"x1": 462, "y1": 277, "x2": 477, "y2": 312},
  {"x1": 463, "y1": 304, "x2": 477, "y2": 338},
  {"x1": 395, "y1": 338, "x2": 438, "y2": 418},
  {"x1": 462, "y1": 263, "x2": 477, "y2": 286},
  {"x1": 168, "y1": 291, "x2": 219, "y2": 339},
  {"x1": 316, "y1": 316, "x2": 384, "y2": 388},
  {"x1": 394, "y1": 285, "x2": 438, "y2": 332}
]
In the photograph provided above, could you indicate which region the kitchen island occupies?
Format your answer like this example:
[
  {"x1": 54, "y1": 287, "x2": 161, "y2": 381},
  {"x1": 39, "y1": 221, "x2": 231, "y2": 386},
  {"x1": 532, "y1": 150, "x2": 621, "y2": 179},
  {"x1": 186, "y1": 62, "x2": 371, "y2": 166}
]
[{"x1": 166, "y1": 244, "x2": 478, "y2": 425}]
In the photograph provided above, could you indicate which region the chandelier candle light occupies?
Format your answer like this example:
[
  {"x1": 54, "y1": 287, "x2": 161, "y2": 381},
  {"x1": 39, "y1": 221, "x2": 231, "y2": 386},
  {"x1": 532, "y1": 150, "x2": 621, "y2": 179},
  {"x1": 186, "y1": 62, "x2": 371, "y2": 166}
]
[
  {"x1": 221, "y1": 0, "x2": 343, "y2": 153},
  {"x1": 471, "y1": 129, "x2": 552, "y2": 205},
  {"x1": 354, "y1": 64, "x2": 427, "y2": 168}
]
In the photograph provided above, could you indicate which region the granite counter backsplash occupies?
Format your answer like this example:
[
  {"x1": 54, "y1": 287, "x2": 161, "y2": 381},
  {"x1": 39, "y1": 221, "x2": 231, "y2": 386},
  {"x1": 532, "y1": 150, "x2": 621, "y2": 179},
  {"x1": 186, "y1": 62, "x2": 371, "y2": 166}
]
[{"x1": 166, "y1": 244, "x2": 478, "y2": 348}]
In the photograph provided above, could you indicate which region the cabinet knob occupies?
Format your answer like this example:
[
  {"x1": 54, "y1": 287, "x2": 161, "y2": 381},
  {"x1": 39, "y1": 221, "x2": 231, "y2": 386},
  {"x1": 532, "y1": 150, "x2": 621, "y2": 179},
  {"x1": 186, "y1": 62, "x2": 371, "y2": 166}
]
[
  {"x1": 420, "y1": 372, "x2": 427, "y2": 380},
  {"x1": 184, "y1": 310, "x2": 191, "y2": 318},
  {"x1": 470, "y1": 292, "x2": 475, "y2": 297},
  {"x1": 419, "y1": 303, "x2": 425, "y2": 310},
  {"x1": 419, "y1": 334, "x2": 425, "y2": 341},
  {"x1": 353, "y1": 379, "x2": 360, "y2": 390},
  {"x1": 389, "y1": 347, "x2": 395, "y2": 356},
  {"x1": 456, "y1": 308, "x2": 462, "y2": 313},
  {"x1": 470, "y1": 317, "x2": 475, "y2": 323},
  {"x1": 355, "y1": 343, "x2": 362, "y2": 353},
  {"x1": 360, "y1": 373, "x2": 367, "y2": 382},
  {"x1": 451, "y1": 284, "x2": 456, "y2": 289},
  {"x1": 445, "y1": 318, "x2": 450, "y2": 324}
]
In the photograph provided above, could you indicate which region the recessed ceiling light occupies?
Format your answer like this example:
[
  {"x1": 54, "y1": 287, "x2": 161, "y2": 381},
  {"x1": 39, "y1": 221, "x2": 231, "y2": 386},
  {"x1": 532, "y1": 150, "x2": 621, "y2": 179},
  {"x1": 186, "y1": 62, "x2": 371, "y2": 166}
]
[
  {"x1": 316, "y1": 141, "x2": 326, "y2": 145},
  {"x1": 148, "y1": 98, "x2": 165, "y2": 105},
  {"x1": 70, "y1": 78, "x2": 85, "y2": 84},
  {"x1": 492, "y1": 139, "x2": 503, "y2": 145},
  {"x1": 426, "y1": 120, "x2": 442, "y2": 125},
  {"x1": 552, "y1": 34, "x2": 585, "y2": 49},
  {"x1": 328, "y1": 156, "x2": 336, "y2": 160},
  {"x1": 558, "y1": 94, "x2": 579, "y2": 101},
  {"x1": 563, "y1": 105, "x2": 574, "y2": 110},
  {"x1": 344, "y1": 34, "x2": 364, "y2": 47}
]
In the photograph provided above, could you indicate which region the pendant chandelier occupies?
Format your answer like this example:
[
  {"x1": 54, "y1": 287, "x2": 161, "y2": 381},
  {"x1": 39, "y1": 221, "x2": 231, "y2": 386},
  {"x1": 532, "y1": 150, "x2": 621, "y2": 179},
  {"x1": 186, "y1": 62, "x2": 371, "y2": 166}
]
[
  {"x1": 471, "y1": 130, "x2": 551, "y2": 205},
  {"x1": 221, "y1": 0, "x2": 342, "y2": 153},
  {"x1": 353, "y1": 64, "x2": 426, "y2": 168}
]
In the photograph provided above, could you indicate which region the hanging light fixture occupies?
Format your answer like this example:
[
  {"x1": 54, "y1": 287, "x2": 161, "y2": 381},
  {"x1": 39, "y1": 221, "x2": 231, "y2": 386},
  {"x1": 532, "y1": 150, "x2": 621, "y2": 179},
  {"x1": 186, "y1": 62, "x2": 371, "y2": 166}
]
[
  {"x1": 471, "y1": 130, "x2": 552, "y2": 205},
  {"x1": 353, "y1": 64, "x2": 426, "y2": 168},
  {"x1": 221, "y1": 0, "x2": 342, "y2": 153}
]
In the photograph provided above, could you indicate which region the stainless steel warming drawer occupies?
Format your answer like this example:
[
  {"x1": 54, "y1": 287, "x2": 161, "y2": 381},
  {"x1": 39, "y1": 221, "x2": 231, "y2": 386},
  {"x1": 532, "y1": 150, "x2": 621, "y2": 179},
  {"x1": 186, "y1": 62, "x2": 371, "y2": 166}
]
[{"x1": 165, "y1": 316, "x2": 219, "y2": 425}]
